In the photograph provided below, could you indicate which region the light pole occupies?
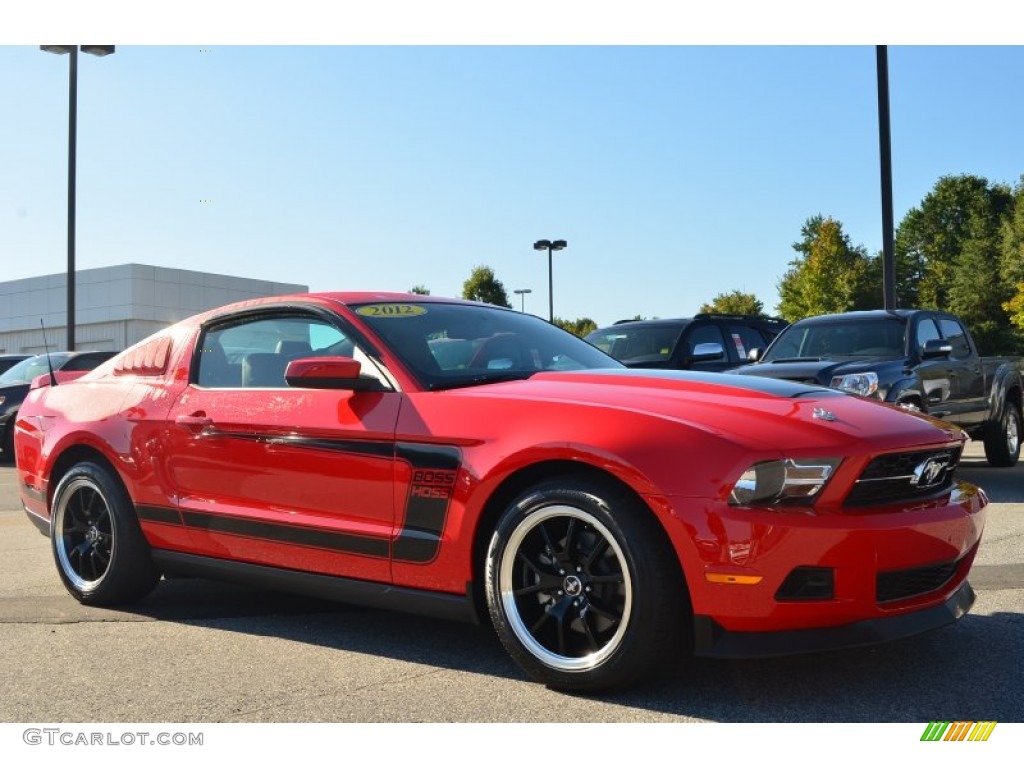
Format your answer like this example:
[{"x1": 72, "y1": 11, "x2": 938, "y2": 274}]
[
  {"x1": 876, "y1": 45, "x2": 897, "y2": 310},
  {"x1": 513, "y1": 288, "x2": 532, "y2": 312},
  {"x1": 533, "y1": 239, "x2": 567, "y2": 322},
  {"x1": 40, "y1": 45, "x2": 116, "y2": 351}
]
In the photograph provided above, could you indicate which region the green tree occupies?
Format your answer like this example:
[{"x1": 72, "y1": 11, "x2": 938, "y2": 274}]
[
  {"x1": 553, "y1": 317, "x2": 598, "y2": 337},
  {"x1": 1005, "y1": 285, "x2": 1024, "y2": 331},
  {"x1": 894, "y1": 174, "x2": 1013, "y2": 311},
  {"x1": 700, "y1": 290, "x2": 765, "y2": 317},
  {"x1": 776, "y1": 216, "x2": 880, "y2": 321},
  {"x1": 408, "y1": 284, "x2": 430, "y2": 295},
  {"x1": 1001, "y1": 176, "x2": 1024, "y2": 287},
  {"x1": 461, "y1": 265, "x2": 512, "y2": 308},
  {"x1": 999, "y1": 177, "x2": 1024, "y2": 351}
]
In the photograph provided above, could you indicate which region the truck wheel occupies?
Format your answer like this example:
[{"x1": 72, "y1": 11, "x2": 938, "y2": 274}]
[{"x1": 983, "y1": 401, "x2": 1021, "y2": 467}]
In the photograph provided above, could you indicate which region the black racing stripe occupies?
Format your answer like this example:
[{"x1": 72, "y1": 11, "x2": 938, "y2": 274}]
[
  {"x1": 393, "y1": 443, "x2": 463, "y2": 563},
  {"x1": 136, "y1": 504, "x2": 182, "y2": 525},
  {"x1": 180, "y1": 510, "x2": 390, "y2": 559},
  {"x1": 265, "y1": 435, "x2": 395, "y2": 458},
  {"x1": 212, "y1": 431, "x2": 395, "y2": 459}
]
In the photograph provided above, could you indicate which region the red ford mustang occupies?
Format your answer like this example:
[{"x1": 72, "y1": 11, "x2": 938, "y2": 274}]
[{"x1": 15, "y1": 293, "x2": 987, "y2": 691}]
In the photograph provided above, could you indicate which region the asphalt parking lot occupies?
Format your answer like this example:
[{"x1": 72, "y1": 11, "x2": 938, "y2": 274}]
[{"x1": 0, "y1": 441, "x2": 1021, "y2": 723}]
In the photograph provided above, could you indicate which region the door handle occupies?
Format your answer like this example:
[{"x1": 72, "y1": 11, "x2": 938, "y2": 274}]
[{"x1": 175, "y1": 412, "x2": 213, "y2": 433}]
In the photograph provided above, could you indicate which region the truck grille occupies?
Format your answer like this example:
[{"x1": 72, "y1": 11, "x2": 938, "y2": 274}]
[{"x1": 844, "y1": 447, "x2": 961, "y2": 507}]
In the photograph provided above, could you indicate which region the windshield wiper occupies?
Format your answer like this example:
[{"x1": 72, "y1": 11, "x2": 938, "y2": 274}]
[
  {"x1": 429, "y1": 371, "x2": 536, "y2": 391},
  {"x1": 767, "y1": 357, "x2": 822, "y2": 363}
]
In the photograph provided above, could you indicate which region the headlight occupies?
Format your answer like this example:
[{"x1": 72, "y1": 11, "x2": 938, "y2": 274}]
[
  {"x1": 729, "y1": 457, "x2": 840, "y2": 506},
  {"x1": 830, "y1": 372, "x2": 878, "y2": 397},
  {"x1": 0, "y1": 395, "x2": 5, "y2": 407}
]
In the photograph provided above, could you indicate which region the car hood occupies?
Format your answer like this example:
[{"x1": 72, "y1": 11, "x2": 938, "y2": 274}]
[
  {"x1": 456, "y1": 368, "x2": 961, "y2": 454},
  {"x1": 732, "y1": 357, "x2": 901, "y2": 385}
]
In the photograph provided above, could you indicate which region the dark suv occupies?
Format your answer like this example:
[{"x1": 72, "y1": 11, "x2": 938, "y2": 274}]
[{"x1": 585, "y1": 314, "x2": 788, "y2": 372}]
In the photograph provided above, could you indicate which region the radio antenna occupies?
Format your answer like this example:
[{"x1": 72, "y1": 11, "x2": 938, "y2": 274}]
[{"x1": 40, "y1": 319, "x2": 58, "y2": 387}]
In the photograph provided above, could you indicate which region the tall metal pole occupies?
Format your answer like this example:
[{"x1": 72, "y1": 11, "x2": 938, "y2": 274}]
[
  {"x1": 877, "y1": 45, "x2": 897, "y2": 311},
  {"x1": 67, "y1": 47, "x2": 78, "y2": 350},
  {"x1": 547, "y1": 246, "x2": 553, "y2": 322}
]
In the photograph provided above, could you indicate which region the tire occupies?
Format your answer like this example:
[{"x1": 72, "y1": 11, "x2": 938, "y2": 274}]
[
  {"x1": 484, "y1": 476, "x2": 689, "y2": 692},
  {"x1": 983, "y1": 401, "x2": 1021, "y2": 467},
  {"x1": 50, "y1": 462, "x2": 160, "y2": 605}
]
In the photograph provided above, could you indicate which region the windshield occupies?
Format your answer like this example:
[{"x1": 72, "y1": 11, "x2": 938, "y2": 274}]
[
  {"x1": 584, "y1": 324, "x2": 685, "y2": 365},
  {"x1": 763, "y1": 318, "x2": 907, "y2": 362},
  {"x1": 351, "y1": 301, "x2": 623, "y2": 390},
  {"x1": 0, "y1": 353, "x2": 71, "y2": 386}
]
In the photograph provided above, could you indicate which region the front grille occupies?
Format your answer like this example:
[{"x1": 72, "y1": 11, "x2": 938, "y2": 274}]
[
  {"x1": 845, "y1": 446, "x2": 962, "y2": 507},
  {"x1": 877, "y1": 559, "x2": 959, "y2": 603}
]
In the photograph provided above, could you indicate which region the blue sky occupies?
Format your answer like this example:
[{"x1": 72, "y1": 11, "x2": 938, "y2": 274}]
[{"x1": 3, "y1": 10, "x2": 1022, "y2": 328}]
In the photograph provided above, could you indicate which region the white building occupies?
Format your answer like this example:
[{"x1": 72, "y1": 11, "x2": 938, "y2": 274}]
[{"x1": 0, "y1": 264, "x2": 307, "y2": 354}]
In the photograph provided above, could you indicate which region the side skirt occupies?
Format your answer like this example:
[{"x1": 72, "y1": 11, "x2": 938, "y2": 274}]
[{"x1": 151, "y1": 549, "x2": 480, "y2": 626}]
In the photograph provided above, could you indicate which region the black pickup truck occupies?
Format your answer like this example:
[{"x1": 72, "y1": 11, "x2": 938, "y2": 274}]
[{"x1": 733, "y1": 309, "x2": 1023, "y2": 466}]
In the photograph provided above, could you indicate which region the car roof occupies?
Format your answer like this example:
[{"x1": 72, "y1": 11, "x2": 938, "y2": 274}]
[
  {"x1": 790, "y1": 310, "x2": 921, "y2": 325},
  {"x1": 594, "y1": 314, "x2": 785, "y2": 332}
]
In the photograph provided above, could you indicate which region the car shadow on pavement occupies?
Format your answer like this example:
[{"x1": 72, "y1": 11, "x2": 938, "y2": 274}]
[{"x1": 91, "y1": 576, "x2": 1024, "y2": 723}]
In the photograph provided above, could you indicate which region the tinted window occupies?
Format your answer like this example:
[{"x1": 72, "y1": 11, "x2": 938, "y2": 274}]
[
  {"x1": 196, "y1": 313, "x2": 386, "y2": 389},
  {"x1": 63, "y1": 352, "x2": 114, "y2": 371},
  {"x1": 686, "y1": 324, "x2": 725, "y2": 355},
  {"x1": 0, "y1": 353, "x2": 73, "y2": 385},
  {"x1": 585, "y1": 325, "x2": 684, "y2": 365},
  {"x1": 938, "y1": 318, "x2": 971, "y2": 359},
  {"x1": 915, "y1": 318, "x2": 941, "y2": 352},
  {"x1": 725, "y1": 325, "x2": 767, "y2": 361},
  {"x1": 764, "y1": 318, "x2": 906, "y2": 361}
]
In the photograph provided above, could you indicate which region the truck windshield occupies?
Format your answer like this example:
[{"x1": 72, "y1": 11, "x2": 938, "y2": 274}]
[{"x1": 764, "y1": 318, "x2": 907, "y2": 361}]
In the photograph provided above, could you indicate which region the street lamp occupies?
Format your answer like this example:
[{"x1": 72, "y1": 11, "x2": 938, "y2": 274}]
[
  {"x1": 533, "y1": 239, "x2": 567, "y2": 322},
  {"x1": 513, "y1": 288, "x2": 532, "y2": 312},
  {"x1": 40, "y1": 45, "x2": 116, "y2": 351}
]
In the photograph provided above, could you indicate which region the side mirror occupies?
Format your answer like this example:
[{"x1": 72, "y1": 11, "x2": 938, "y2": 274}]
[
  {"x1": 284, "y1": 356, "x2": 376, "y2": 390},
  {"x1": 690, "y1": 342, "x2": 725, "y2": 362},
  {"x1": 747, "y1": 347, "x2": 764, "y2": 363},
  {"x1": 920, "y1": 339, "x2": 953, "y2": 360}
]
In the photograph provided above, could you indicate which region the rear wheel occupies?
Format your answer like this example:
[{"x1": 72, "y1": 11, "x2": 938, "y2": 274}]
[
  {"x1": 485, "y1": 476, "x2": 689, "y2": 692},
  {"x1": 984, "y1": 401, "x2": 1021, "y2": 467},
  {"x1": 51, "y1": 462, "x2": 160, "y2": 605}
]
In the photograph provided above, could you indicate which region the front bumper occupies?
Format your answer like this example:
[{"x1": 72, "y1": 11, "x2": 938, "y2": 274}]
[
  {"x1": 663, "y1": 479, "x2": 986, "y2": 639},
  {"x1": 693, "y1": 579, "x2": 975, "y2": 658}
]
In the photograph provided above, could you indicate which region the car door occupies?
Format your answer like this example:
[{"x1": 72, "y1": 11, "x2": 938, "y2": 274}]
[
  {"x1": 939, "y1": 315, "x2": 986, "y2": 426},
  {"x1": 163, "y1": 308, "x2": 400, "y2": 582},
  {"x1": 912, "y1": 315, "x2": 959, "y2": 421}
]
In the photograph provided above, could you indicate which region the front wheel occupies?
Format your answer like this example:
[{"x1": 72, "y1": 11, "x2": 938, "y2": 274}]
[
  {"x1": 484, "y1": 477, "x2": 689, "y2": 692},
  {"x1": 984, "y1": 401, "x2": 1021, "y2": 467},
  {"x1": 51, "y1": 462, "x2": 160, "y2": 605}
]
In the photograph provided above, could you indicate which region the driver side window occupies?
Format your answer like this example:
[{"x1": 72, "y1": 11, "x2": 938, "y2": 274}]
[
  {"x1": 195, "y1": 313, "x2": 385, "y2": 389},
  {"x1": 916, "y1": 318, "x2": 941, "y2": 352}
]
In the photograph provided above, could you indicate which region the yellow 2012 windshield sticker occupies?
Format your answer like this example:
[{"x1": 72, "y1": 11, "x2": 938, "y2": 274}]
[{"x1": 355, "y1": 304, "x2": 427, "y2": 318}]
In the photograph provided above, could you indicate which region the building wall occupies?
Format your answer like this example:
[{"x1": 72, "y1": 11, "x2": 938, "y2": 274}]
[{"x1": 0, "y1": 264, "x2": 307, "y2": 353}]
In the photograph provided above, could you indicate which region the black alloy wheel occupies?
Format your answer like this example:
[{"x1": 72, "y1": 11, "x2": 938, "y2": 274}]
[
  {"x1": 51, "y1": 462, "x2": 160, "y2": 605},
  {"x1": 485, "y1": 476, "x2": 689, "y2": 692}
]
